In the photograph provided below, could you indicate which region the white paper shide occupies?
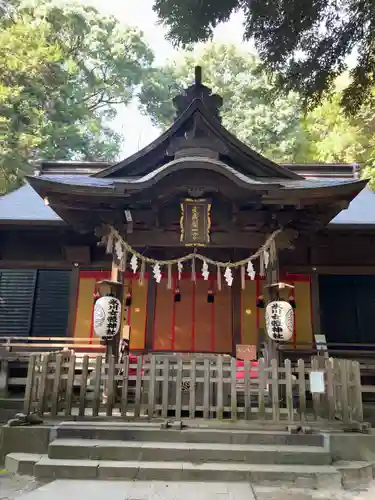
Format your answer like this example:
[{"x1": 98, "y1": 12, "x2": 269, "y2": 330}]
[
  {"x1": 265, "y1": 300, "x2": 294, "y2": 341},
  {"x1": 93, "y1": 296, "x2": 121, "y2": 338}
]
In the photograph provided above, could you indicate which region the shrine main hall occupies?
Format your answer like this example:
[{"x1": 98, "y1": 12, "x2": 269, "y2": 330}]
[{"x1": 0, "y1": 67, "x2": 373, "y2": 357}]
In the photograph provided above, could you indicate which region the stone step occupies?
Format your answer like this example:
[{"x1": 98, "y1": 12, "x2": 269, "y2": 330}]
[
  {"x1": 6, "y1": 453, "x2": 348, "y2": 488},
  {"x1": 48, "y1": 438, "x2": 331, "y2": 465},
  {"x1": 54, "y1": 423, "x2": 325, "y2": 447}
]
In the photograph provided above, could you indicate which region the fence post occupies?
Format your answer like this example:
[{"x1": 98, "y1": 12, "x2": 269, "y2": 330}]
[
  {"x1": 134, "y1": 356, "x2": 143, "y2": 418},
  {"x1": 78, "y1": 355, "x2": 89, "y2": 417},
  {"x1": 271, "y1": 358, "x2": 279, "y2": 421},
  {"x1": 105, "y1": 355, "x2": 115, "y2": 417},
  {"x1": 175, "y1": 358, "x2": 183, "y2": 420},
  {"x1": 162, "y1": 358, "x2": 170, "y2": 419},
  {"x1": 0, "y1": 358, "x2": 9, "y2": 398},
  {"x1": 64, "y1": 354, "x2": 76, "y2": 417},
  {"x1": 92, "y1": 355, "x2": 103, "y2": 417},
  {"x1": 51, "y1": 354, "x2": 63, "y2": 417},
  {"x1": 351, "y1": 361, "x2": 363, "y2": 423},
  {"x1": 311, "y1": 357, "x2": 321, "y2": 420},
  {"x1": 297, "y1": 359, "x2": 306, "y2": 421},
  {"x1": 189, "y1": 358, "x2": 196, "y2": 419},
  {"x1": 230, "y1": 357, "x2": 237, "y2": 420},
  {"x1": 285, "y1": 359, "x2": 294, "y2": 422},
  {"x1": 37, "y1": 353, "x2": 52, "y2": 416},
  {"x1": 258, "y1": 358, "x2": 266, "y2": 420},
  {"x1": 216, "y1": 356, "x2": 224, "y2": 420},
  {"x1": 148, "y1": 356, "x2": 156, "y2": 419},
  {"x1": 23, "y1": 354, "x2": 37, "y2": 415},
  {"x1": 339, "y1": 359, "x2": 350, "y2": 424},
  {"x1": 244, "y1": 360, "x2": 251, "y2": 420},
  {"x1": 121, "y1": 355, "x2": 129, "y2": 417},
  {"x1": 325, "y1": 357, "x2": 335, "y2": 421},
  {"x1": 203, "y1": 359, "x2": 210, "y2": 419}
]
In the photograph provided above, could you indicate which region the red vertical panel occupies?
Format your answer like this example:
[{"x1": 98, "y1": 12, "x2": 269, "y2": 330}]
[
  {"x1": 153, "y1": 277, "x2": 173, "y2": 350},
  {"x1": 194, "y1": 280, "x2": 212, "y2": 352},
  {"x1": 174, "y1": 278, "x2": 193, "y2": 351},
  {"x1": 214, "y1": 285, "x2": 232, "y2": 353}
]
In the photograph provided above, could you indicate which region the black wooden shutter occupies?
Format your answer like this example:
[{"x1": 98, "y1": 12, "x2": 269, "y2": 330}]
[
  {"x1": 0, "y1": 270, "x2": 37, "y2": 337},
  {"x1": 30, "y1": 270, "x2": 71, "y2": 338},
  {"x1": 319, "y1": 274, "x2": 375, "y2": 345}
]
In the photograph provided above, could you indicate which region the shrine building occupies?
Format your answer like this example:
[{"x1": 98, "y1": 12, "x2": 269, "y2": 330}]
[{"x1": 0, "y1": 67, "x2": 373, "y2": 358}]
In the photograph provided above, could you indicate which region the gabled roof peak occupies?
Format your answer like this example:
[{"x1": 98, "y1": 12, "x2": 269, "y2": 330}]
[{"x1": 172, "y1": 66, "x2": 223, "y2": 122}]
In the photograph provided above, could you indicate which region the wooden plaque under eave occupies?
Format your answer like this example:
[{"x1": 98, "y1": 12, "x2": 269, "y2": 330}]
[{"x1": 180, "y1": 198, "x2": 211, "y2": 246}]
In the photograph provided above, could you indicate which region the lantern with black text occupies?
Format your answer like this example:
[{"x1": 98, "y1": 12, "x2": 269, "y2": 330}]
[
  {"x1": 93, "y1": 296, "x2": 122, "y2": 338},
  {"x1": 265, "y1": 300, "x2": 294, "y2": 342}
]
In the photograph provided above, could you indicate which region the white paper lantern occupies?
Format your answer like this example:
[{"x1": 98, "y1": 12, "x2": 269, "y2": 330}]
[
  {"x1": 265, "y1": 300, "x2": 294, "y2": 342},
  {"x1": 93, "y1": 296, "x2": 121, "y2": 338}
]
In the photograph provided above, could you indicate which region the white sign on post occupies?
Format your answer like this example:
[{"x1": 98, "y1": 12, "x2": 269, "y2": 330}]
[
  {"x1": 314, "y1": 334, "x2": 328, "y2": 352},
  {"x1": 309, "y1": 371, "x2": 325, "y2": 394}
]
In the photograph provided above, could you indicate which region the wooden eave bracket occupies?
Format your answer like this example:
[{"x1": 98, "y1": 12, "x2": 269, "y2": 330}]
[
  {"x1": 97, "y1": 279, "x2": 123, "y2": 287},
  {"x1": 264, "y1": 282, "x2": 295, "y2": 290}
]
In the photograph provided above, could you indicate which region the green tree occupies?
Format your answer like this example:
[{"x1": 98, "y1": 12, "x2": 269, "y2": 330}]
[
  {"x1": 140, "y1": 43, "x2": 308, "y2": 163},
  {"x1": 140, "y1": 43, "x2": 375, "y2": 183},
  {"x1": 153, "y1": 0, "x2": 374, "y2": 114},
  {"x1": 295, "y1": 76, "x2": 373, "y2": 166},
  {"x1": 0, "y1": 0, "x2": 154, "y2": 193}
]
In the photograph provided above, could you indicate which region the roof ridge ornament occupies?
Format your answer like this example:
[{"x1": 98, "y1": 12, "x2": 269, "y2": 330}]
[{"x1": 172, "y1": 66, "x2": 223, "y2": 122}]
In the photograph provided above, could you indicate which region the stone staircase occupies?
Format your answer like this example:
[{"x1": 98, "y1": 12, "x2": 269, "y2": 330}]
[{"x1": 5, "y1": 422, "x2": 375, "y2": 488}]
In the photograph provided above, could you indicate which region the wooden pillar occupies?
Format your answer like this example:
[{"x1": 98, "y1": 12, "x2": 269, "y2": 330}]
[
  {"x1": 265, "y1": 247, "x2": 280, "y2": 363},
  {"x1": 310, "y1": 270, "x2": 321, "y2": 336},
  {"x1": 104, "y1": 260, "x2": 124, "y2": 362},
  {"x1": 66, "y1": 264, "x2": 80, "y2": 338},
  {"x1": 145, "y1": 272, "x2": 157, "y2": 352},
  {"x1": 231, "y1": 269, "x2": 242, "y2": 357}
]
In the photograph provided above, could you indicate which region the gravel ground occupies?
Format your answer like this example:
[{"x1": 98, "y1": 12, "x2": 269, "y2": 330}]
[{"x1": 0, "y1": 473, "x2": 41, "y2": 500}]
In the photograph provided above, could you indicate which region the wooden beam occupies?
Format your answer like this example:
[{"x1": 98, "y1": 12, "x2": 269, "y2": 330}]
[
  {"x1": 126, "y1": 229, "x2": 267, "y2": 249},
  {"x1": 0, "y1": 261, "x2": 82, "y2": 269},
  {"x1": 287, "y1": 265, "x2": 375, "y2": 275}
]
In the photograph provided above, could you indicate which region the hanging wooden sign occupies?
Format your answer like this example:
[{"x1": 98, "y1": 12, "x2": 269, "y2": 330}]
[
  {"x1": 180, "y1": 198, "x2": 211, "y2": 246},
  {"x1": 236, "y1": 344, "x2": 257, "y2": 361}
]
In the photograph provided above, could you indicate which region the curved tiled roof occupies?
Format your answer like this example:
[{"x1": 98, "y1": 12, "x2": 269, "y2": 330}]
[{"x1": 0, "y1": 176, "x2": 372, "y2": 227}]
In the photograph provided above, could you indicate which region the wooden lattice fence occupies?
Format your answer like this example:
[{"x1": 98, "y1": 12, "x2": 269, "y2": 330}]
[{"x1": 23, "y1": 353, "x2": 363, "y2": 424}]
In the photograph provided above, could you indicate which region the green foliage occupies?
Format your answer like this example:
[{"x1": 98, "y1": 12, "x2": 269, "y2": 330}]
[
  {"x1": 153, "y1": 0, "x2": 375, "y2": 115},
  {"x1": 0, "y1": 0, "x2": 154, "y2": 193},
  {"x1": 140, "y1": 43, "x2": 375, "y2": 184},
  {"x1": 140, "y1": 43, "x2": 307, "y2": 163}
]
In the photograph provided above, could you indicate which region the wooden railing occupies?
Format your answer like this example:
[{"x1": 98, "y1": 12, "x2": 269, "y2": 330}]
[
  {"x1": 0, "y1": 337, "x2": 104, "y2": 396},
  {"x1": 23, "y1": 353, "x2": 363, "y2": 425}
]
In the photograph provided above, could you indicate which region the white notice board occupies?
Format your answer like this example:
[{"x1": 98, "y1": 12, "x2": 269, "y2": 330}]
[{"x1": 309, "y1": 371, "x2": 325, "y2": 394}]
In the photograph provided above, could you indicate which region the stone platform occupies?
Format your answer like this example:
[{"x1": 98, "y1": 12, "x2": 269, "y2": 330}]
[{"x1": 4, "y1": 422, "x2": 375, "y2": 489}]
